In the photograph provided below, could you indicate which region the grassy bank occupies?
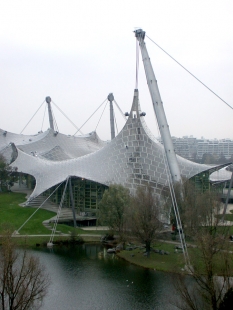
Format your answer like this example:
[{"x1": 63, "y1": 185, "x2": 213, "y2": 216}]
[
  {"x1": 0, "y1": 192, "x2": 106, "y2": 244},
  {"x1": 117, "y1": 241, "x2": 233, "y2": 273},
  {"x1": 0, "y1": 192, "x2": 56, "y2": 234},
  {"x1": 117, "y1": 242, "x2": 185, "y2": 272},
  {"x1": 2, "y1": 192, "x2": 233, "y2": 274}
]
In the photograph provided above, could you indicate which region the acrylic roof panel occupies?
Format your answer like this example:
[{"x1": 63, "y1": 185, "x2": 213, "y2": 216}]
[
  {"x1": 209, "y1": 168, "x2": 232, "y2": 183},
  {"x1": 0, "y1": 129, "x2": 48, "y2": 152},
  {"x1": 0, "y1": 127, "x2": 105, "y2": 162},
  {"x1": 11, "y1": 89, "x2": 222, "y2": 201},
  {"x1": 40, "y1": 146, "x2": 71, "y2": 161},
  {"x1": 17, "y1": 129, "x2": 105, "y2": 160}
]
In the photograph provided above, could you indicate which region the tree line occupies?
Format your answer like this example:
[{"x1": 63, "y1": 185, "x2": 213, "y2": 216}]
[
  {"x1": 0, "y1": 155, "x2": 17, "y2": 192},
  {"x1": 98, "y1": 184, "x2": 163, "y2": 253},
  {"x1": 98, "y1": 181, "x2": 233, "y2": 310}
]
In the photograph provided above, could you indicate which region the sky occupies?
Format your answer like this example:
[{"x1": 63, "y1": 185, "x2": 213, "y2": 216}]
[{"x1": 0, "y1": 0, "x2": 233, "y2": 141}]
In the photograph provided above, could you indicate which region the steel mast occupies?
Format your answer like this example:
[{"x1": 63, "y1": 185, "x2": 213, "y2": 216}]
[
  {"x1": 45, "y1": 96, "x2": 55, "y2": 131},
  {"x1": 107, "y1": 93, "x2": 115, "y2": 140},
  {"x1": 135, "y1": 29, "x2": 181, "y2": 183},
  {"x1": 135, "y1": 29, "x2": 190, "y2": 266}
]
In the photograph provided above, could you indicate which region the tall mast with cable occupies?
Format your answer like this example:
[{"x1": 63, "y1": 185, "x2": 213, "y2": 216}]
[
  {"x1": 45, "y1": 96, "x2": 55, "y2": 131},
  {"x1": 135, "y1": 29, "x2": 190, "y2": 266},
  {"x1": 107, "y1": 93, "x2": 115, "y2": 140},
  {"x1": 135, "y1": 29, "x2": 181, "y2": 183}
]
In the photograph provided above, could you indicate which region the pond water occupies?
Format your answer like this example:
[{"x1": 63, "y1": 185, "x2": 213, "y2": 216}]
[{"x1": 29, "y1": 244, "x2": 178, "y2": 310}]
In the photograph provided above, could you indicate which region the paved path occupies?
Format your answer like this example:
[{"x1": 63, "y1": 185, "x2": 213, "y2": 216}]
[{"x1": 11, "y1": 234, "x2": 102, "y2": 238}]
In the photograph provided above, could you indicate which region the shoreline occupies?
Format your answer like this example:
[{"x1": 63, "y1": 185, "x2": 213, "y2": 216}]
[{"x1": 3, "y1": 234, "x2": 184, "y2": 273}]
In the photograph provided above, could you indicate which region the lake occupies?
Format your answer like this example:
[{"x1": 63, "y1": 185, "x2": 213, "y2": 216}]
[{"x1": 30, "y1": 244, "x2": 178, "y2": 310}]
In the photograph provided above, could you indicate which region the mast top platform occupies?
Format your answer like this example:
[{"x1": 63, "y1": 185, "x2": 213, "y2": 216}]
[
  {"x1": 134, "y1": 29, "x2": 145, "y2": 40},
  {"x1": 45, "y1": 96, "x2": 51, "y2": 104},
  {"x1": 107, "y1": 93, "x2": 114, "y2": 102}
]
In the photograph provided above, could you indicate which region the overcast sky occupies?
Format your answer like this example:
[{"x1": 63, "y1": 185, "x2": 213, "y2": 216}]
[{"x1": 0, "y1": 0, "x2": 233, "y2": 141}]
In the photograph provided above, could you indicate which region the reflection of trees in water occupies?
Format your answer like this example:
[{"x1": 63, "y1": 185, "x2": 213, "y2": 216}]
[
  {"x1": 55, "y1": 244, "x2": 175, "y2": 308},
  {"x1": 97, "y1": 248, "x2": 119, "y2": 261},
  {"x1": 44, "y1": 243, "x2": 103, "y2": 260},
  {"x1": 128, "y1": 268, "x2": 176, "y2": 309},
  {"x1": 84, "y1": 243, "x2": 102, "y2": 260},
  {"x1": 34, "y1": 244, "x2": 178, "y2": 309}
]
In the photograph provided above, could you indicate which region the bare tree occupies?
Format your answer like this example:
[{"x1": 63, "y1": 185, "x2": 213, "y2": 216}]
[
  {"x1": 170, "y1": 178, "x2": 224, "y2": 237},
  {"x1": 171, "y1": 189, "x2": 233, "y2": 310},
  {"x1": 130, "y1": 186, "x2": 162, "y2": 253},
  {"x1": 168, "y1": 177, "x2": 198, "y2": 236},
  {"x1": 0, "y1": 228, "x2": 50, "y2": 310}
]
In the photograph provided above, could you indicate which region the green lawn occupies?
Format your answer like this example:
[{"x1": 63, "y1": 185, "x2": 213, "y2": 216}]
[
  {"x1": 117, "y1": 242, "x2": 185, "y2": 272},
  {"x1": 0, "y1": 192, "x2": 56, "y2": 234},
  {"x1": 221, "y1": 209, "x2": 233, "y2": 223},
  {"x1": 2, "y1": 192, "x2": 233, "y2": 275},
  {"x1": 0, "y1": 192, "x2": 109, "y2": 239},
  {"x1": 117, "y1": 241, "x2": 233, "y2": 274}
]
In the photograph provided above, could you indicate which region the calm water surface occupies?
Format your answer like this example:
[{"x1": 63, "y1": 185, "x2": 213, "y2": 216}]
[{"x1": 30, "y1": 244, "x2": 177, "y2": 310}]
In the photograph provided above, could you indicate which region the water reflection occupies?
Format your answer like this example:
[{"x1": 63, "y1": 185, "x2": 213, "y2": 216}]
[{"x1": 30, "y1": 244, "x2": 177, "y2": 310}]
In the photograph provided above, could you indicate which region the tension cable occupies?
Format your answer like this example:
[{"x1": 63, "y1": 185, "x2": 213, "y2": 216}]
[
  {"x1": 20, "y1": 100, "x2": 45, "y2": 134},
  {"x1": 73, "y1": 98, "x2": 108, "y2": 136},
  {"x1": 52, "y1": 100, "x2": 84, "y2": 135},
  {"x1": 15, "y1": 180, "x2": 66, "y2": 234},
  {"x1": 95, "y1": 101, "x2": 108, "y2": 131},
  {"x1": 146, "y1": 35, "x2": 233, "y2": 110},
  {"x1": 135, "y1": 38, "x2": 140, "y2": 89}
]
